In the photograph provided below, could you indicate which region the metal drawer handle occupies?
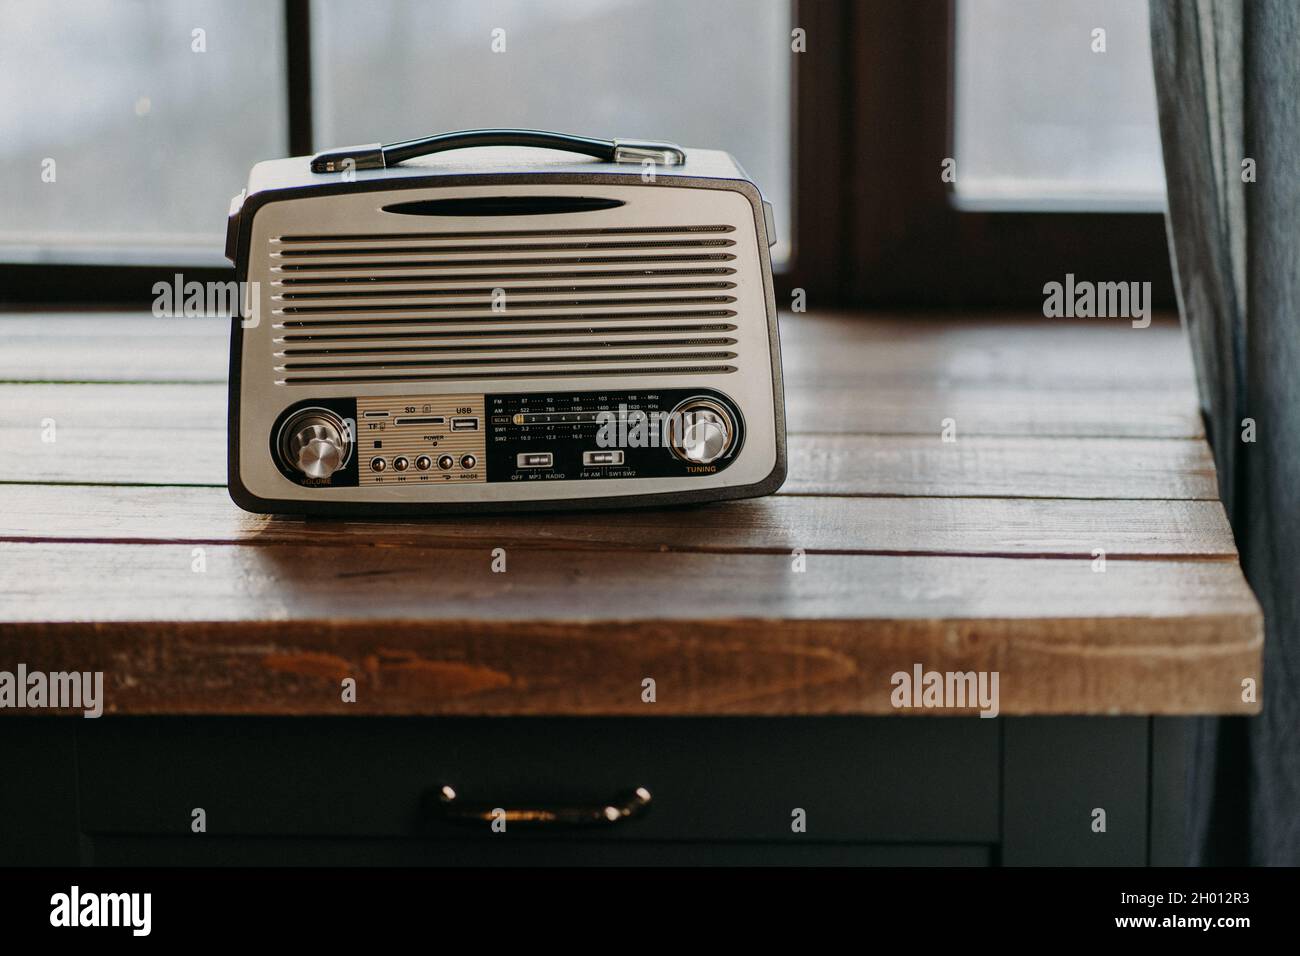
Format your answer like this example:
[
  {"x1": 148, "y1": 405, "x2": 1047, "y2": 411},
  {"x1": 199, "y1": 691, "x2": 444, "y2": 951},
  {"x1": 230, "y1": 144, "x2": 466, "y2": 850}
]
[{"x1": 430, "y1": 784, "x2": 652, "y2": 827}]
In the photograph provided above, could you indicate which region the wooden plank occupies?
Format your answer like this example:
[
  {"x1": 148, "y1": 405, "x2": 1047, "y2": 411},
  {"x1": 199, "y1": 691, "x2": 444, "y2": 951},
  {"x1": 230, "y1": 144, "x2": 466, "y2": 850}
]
[
  {"x1": 0, "y1": 383, "x2": 226, "y2": 428},
  {"x1": 779, "y1": 311, "x2": 1197, "y2": 390},
  {"x1": 0, "y1": 380, "x2": 1204, "y2": 453},
  {"x1": 0, "y1": 313, "x2": 227, "y2": 382},
  {"x1": 0, "y1": 374, "x2": 1207, "y2": 452},
  {"x1": 787, "y1": 385, "x2": 1203, "y2": 438},
  {"x1": 0, "y1": 312, "x2": 1195, "y2": 389},
  {"x1": 0, "y1": 383, "x2": 224, "y2": 485},
  {"x1": 785, "y1": 434, "x2": 1217, "y2": 500},
  {"x1": 0, "y1": 310, "x2": 1206, "y2": 446},
  {"x1": 0, "y1": 384, "x2": 1217, "y2": 498},
  {"x1": 1, "y1": 543, "x2": 1259, "y2": 624},
  {"x1": 0, "y1": 544, "x2": 1261, "y2": 715},
  {"x1": 0, "y1": 381, "x2": 1204, "y2": 471},
  {"x1": 0, "y1": 484, "x2": 1240, "y2": 559}
]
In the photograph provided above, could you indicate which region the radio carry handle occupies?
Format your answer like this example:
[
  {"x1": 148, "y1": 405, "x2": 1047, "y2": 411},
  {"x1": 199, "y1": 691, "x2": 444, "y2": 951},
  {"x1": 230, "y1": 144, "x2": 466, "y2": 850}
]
[{"x1": 310, "y1": 128, "x2": 686, "y2": 174}]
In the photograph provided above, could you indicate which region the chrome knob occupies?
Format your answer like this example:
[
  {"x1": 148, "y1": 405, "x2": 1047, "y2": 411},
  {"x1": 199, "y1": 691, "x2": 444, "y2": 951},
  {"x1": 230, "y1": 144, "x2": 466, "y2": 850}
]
[
  {"x1": 668, "y1": 398, "x2": 735, "y2": 465},
  {"x1": 279, "y1": 408, "x2": 352, "y2": 479}
]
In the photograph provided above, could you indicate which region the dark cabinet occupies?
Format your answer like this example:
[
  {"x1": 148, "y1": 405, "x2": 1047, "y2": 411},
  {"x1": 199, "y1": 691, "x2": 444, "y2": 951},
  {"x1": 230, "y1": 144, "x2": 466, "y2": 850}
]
[{"x1": 0, "y1": 716, "x2": 1181, "y2": 866}]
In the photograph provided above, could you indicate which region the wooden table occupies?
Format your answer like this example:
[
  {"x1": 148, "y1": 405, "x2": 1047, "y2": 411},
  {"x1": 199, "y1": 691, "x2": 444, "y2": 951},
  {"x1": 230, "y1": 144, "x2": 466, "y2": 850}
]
[{"x1": 0, "y1": 310, "x2": 1262, "y2": 866}]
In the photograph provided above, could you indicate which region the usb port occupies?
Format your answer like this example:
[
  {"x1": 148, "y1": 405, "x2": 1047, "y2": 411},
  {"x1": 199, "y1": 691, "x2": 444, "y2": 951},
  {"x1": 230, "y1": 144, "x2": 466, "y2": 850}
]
[
  {"x1": 517, "y1": 452, "x2": 553, "y2": 469},
  {"x1": 451, "y1": 417, "x2": 479, "y2": 431},
  {"x1": 583, "y1": 450, "x2": 624, "y2": 466}
]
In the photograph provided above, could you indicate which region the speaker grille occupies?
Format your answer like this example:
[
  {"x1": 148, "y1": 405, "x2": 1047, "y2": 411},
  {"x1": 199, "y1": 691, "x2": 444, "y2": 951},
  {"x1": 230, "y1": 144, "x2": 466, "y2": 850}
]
[{"x1": 269, "y1": 225, "x2": 743, "y2": 384}]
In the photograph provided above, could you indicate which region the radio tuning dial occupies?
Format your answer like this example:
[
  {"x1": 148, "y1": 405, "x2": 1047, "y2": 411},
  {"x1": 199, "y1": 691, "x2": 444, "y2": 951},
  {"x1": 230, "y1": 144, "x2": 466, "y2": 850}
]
[
  {"x1": 278, "y1": 408, "x2": 353, "y2": 480},
  {"x1": 668, "y1": 398, "x2": 736, "y2": 465}
]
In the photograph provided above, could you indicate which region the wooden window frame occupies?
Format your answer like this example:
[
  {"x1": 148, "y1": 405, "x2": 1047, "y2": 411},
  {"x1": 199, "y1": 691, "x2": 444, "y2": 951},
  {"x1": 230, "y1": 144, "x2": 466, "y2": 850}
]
[
  {"x1": 0, "y1": 0, "x2": 309, "y2": 305},
  {"x1": 2, "y1": 0, "x2": 1171, "y2": 310},
  {"x1": 781, "y1": 0, "x2": 1174, "y2": 309}
]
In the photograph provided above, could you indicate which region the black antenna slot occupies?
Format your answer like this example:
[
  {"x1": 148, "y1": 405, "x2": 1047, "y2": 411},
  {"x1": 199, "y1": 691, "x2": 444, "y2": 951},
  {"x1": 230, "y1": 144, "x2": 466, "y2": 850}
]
[{"x1": 381, "y1": 196, "x2": 626, "y2": 217}]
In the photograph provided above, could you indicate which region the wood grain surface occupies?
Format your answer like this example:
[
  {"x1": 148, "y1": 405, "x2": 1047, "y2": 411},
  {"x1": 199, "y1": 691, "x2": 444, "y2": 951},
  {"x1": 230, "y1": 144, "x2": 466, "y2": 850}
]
[
  {"x1": 0, "y1": 485, "x2": 1240, "y2": 557},
  {"x1": 0, "y1": 310, "x2": 1262, "y2": 716},
  {"x1": 0, "y1": 387, "x2": 1218, "y2": 497}
]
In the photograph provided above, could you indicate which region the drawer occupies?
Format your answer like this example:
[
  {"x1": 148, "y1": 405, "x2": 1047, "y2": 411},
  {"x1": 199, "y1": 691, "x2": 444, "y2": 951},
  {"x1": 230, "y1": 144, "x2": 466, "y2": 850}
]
[{"x1": 77, "y1": 716, "x2": 1000, "y2": 845}]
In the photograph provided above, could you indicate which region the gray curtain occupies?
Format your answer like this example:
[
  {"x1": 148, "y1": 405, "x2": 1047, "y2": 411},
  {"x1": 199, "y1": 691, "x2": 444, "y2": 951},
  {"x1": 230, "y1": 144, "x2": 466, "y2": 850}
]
[{"x1": 1150, "y1": 0, "x2": 1300, "y2": 865}]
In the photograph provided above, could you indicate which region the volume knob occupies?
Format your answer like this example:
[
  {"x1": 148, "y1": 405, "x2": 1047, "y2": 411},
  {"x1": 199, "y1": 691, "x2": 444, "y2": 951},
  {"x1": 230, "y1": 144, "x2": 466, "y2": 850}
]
[
  {"x1": 278, "y1": 408, "x2": 353, "y2": 479},
  {"x1": 668, "y1": 398, "x2": 736, "y2": 465}
]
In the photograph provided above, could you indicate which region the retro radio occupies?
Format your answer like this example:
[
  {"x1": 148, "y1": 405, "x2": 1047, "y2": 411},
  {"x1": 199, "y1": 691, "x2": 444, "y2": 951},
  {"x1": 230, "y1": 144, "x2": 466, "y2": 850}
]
[{"x1": 224, "y1": 129, "x2": 785, "y2": 514}]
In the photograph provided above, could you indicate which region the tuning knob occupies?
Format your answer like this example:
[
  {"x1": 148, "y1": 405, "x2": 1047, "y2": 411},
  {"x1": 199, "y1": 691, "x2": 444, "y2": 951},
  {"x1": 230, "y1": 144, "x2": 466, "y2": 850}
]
[
  {"x1": 668, "y1": 398, "x2": 736, "y2": 465},
  {"x1": 278, "y1": 408, "x2": 352, "y2": 479}
]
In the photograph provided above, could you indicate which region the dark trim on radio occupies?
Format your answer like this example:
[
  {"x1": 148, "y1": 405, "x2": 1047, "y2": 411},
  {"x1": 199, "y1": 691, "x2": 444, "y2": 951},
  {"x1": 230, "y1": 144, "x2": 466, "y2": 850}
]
[
  {"x1": 381, "y1": 196, "x2": 627, "y2": 218},
  {"x1": 226, "y1": 169, "x2": 787, "y2": 515}
]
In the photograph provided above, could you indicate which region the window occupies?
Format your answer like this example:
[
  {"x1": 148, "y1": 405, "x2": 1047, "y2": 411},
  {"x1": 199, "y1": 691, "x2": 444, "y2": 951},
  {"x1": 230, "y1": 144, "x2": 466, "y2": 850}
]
[
  {"x1": 0, "y1": 0, "x2": 791, "y2": 269},
  {"x1": 0, "y1": 0, "x2": 286, "y2": 264},
  {"x1": 953, "y1": 0, "x2": 1166, "y2": 211},
  {"x1": 1, "y1": 0, "x2": 1170, "y2": 308},
  {"x1": 785, "y1": 0, "x2": 1173, "y2": 307},
  {"x1": 310, "y1": 0, "x2": 793, "y2": 262}
]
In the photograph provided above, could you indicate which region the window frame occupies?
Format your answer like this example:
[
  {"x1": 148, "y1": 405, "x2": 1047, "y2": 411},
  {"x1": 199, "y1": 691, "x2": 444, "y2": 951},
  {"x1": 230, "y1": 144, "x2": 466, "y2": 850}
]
[
  {"x1": 0, "y1": 0, "x2": 1172, "y2": 310},
  {"x1": 0, "y1": 0, "x2": 306, "y2": 305},
  {"x1": 781, "y1": 0, "x2": 1173, "y2": 309}
]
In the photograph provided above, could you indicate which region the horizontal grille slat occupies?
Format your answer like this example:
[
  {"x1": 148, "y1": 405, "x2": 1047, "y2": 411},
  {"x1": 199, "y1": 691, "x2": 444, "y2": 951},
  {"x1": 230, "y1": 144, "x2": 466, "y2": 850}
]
[
  {"x1": 280, "y1": 350, "x2": 736, "y2": 372},
  {"x1": 281, "y1": 338, "x2": 736, "y2": 358},
  {"x1": 279, "y1": 323, "x2": 736, "y2": 342},
  {"x1": 276, "y1": 253, "x2": 736, "y2": 271},
  {"x1": 278, "y1": 296, "x2": 737, "y2": 316},
  {"x1": 283, "y1": 365, "x2": 738, "y2": 385},
  {"x1": 276, "y1": 224, "x2": 735, "y2": 242},
  {"x1": 277, "y1": 282, "x2": 735, "y2": 300},
  {"x1": 265, "y1": 222, "x2": 747, "y2": 385},
  {"x1": 278, "y1": 309, "x2": 738, "y2": 329},
  {"x1": 277, "y1": 267, "x2": 736, "y2": 285},
  {"x1": 277, "y1": 239, "x2": 734, "y2": 257},
  {"x1": 280, "y1": 314, "x2": 738, "y2": 332}
]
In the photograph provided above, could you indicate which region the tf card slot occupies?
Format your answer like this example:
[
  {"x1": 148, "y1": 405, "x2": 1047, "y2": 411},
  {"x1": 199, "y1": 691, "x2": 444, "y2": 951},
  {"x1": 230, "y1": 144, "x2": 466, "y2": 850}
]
[{"x1": 394, "y1": 416, "x2": 445, "y2": 426}]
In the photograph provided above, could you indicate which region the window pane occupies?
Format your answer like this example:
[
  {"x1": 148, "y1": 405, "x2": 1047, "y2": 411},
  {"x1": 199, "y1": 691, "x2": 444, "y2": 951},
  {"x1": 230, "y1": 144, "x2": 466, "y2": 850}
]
[
  {"x1": 311, "y1": 0, "x2": 792, "y2": 261},
  {"x1": 0, "y1": 0, "x2": 286, "y2": 264},
  {"x1": 953, "y1": 0, "x2": 1165, "y2": 211}
]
